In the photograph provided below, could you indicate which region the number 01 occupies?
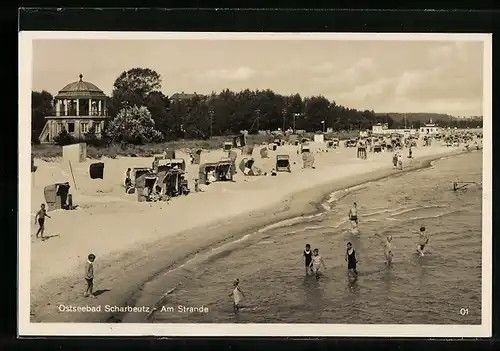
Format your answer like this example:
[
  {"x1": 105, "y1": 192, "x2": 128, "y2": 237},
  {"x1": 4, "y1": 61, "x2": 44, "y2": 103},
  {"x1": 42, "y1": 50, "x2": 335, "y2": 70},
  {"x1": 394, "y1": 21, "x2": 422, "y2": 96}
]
[{"x1": 460, "y1": 308, "x2": 469, "y2": 315}]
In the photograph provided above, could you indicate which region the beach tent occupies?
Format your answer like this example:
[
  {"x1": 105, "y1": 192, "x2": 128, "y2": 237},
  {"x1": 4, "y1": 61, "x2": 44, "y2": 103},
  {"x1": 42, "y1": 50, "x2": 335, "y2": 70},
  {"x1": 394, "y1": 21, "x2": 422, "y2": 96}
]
[
  {"x1": 276, "y1": 155, "x2": 291, "y2": 172},
  {"x1": 314, "y1": 134, "x2": 325, "y2": 143},
  {"x1": 44, "y1": 182, "x2": 71, "y2": 211},
  {"x1": 198, "y1": 162, "x2": 218, "y2": 185},
  {"x1": 165, "y1": 149, "x2": 176, "y2": 159},
  {"x1": 135, "y1": 172, "x2": 157, "y2": 202},
  {"x1": 260, "y1": 147, "x2": 269, "y2": 158},
  {"x1": 239, "y1": 157, "x2": 255, "y2": 176},
  {"x1": 233, "y1": 134, "x2": 246, "y2": 148},
  {"x1": 300, "y1": 143, "x2": 311, "y2": 153},
  {"x1": 216, "y1": 158, "x2": 234, "y2": 181},
  {"x1": 223, "y1": 142, "x2": 233, "y2": 152},
  {"x1": 132, "y1": 167, "x2": 152, "y2": 186},
  {"x1": 373, "y1": 143, "x2": 382, "y2": 153},
  {"x1": 63, "y1": 143, "x2": 87, "y2": 163},
  {"x1": 302, "y1": 152, "x2": 315, "y2": 168},
  {"x1": 157, "y1": 169, "x2": 185, "y2": 197},
  {"x1": 89, "y1": 162, "x2": 104, "y2": 179},
  {"x1": 151, "y1": 154, "x2": 165, "y2": 169},
  {"x1": 154, "y1": 158, "x2": 186, "y2": 174}
]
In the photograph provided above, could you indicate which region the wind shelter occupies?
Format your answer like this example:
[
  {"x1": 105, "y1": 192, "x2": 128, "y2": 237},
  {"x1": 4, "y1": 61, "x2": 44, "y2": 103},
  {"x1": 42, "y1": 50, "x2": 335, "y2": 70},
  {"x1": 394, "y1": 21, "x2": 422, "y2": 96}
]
[
  {"x1": 43, "y1": 182, "x2": 71, "y2": 211},
  {"x1": 276, "y1": 155, "x2": 291, "y2": 172}
]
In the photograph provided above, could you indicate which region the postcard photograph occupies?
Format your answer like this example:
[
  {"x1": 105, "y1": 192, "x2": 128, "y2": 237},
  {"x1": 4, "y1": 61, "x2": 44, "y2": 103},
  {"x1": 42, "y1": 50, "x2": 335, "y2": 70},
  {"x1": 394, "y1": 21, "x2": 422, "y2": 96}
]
[{"x1": 18, "y1": 32, "x2": 492, "y2": 337}]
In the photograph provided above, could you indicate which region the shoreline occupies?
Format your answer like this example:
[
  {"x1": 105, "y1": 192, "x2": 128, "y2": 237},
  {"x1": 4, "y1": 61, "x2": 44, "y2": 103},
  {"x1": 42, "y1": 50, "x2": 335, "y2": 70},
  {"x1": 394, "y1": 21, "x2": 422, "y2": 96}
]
[{"x1": 29, "y1": 147, "x2": 471, "y2": 323}]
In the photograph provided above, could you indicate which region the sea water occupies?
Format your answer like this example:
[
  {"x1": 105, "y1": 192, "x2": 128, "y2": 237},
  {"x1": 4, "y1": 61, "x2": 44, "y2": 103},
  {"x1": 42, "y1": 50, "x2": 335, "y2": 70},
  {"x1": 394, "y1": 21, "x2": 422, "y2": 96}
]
[{"x1": 130, "y1": 151, "x2": 483, "y2": 324}]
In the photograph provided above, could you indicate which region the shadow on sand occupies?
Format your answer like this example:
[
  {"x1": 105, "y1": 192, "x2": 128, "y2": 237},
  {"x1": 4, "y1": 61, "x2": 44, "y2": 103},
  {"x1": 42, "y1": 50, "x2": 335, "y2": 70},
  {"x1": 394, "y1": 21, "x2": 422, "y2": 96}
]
[{"x1": 93, "y1": 289, "x2": 111, "y2": 297}]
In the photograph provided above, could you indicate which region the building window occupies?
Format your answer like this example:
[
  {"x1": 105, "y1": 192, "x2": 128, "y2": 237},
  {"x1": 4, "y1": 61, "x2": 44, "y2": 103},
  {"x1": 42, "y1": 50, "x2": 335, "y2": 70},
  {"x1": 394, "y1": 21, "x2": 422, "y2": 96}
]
[
  {"x1": 81, "y1": 122, "x2": 88, "y2": 134},
  {"x1": 68, "y1": 122, "x2": 75, "y2": 133},
  {"x1": 94, "y1": 122, "x2": 101, "y2": 133}
]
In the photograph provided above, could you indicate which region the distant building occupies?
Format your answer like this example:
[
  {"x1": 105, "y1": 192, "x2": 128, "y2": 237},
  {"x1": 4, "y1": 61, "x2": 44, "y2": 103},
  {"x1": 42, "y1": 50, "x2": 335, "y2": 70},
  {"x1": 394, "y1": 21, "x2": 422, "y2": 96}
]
[
  {"x1": 371, "y1": 123, "x2": 417, "y2": 136},
  {"x1": 419, "y1": 119, "x2": 441, "y2": 135},
  {"x1": 169, "y1": 91, "x2": 199, "y2": 102},
  {"x1": 39, "y1": 74, "x2": 108, "y2": 143}
]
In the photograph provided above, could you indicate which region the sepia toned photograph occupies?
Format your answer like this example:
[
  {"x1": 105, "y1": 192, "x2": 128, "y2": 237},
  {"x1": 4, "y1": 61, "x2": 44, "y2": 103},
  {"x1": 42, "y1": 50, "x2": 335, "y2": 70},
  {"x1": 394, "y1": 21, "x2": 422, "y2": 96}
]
[{"x1": 19, "y1": 32, "x2": 491, "y2": 337}]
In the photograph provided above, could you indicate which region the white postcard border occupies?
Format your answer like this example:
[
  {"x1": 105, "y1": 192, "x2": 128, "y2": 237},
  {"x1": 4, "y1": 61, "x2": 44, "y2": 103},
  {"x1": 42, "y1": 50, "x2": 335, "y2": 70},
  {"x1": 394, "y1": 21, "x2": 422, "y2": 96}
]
[{"x1": 18, "y1": 31, "x2": 492, "y2": 337}]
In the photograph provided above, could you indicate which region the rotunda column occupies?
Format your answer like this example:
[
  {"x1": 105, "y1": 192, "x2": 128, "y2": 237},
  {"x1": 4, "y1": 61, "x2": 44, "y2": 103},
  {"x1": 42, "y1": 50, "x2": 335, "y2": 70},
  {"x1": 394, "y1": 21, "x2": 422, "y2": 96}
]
[
  {"x1": 64, "y1": 99, "x2": 68, "y2": 116},
  {"x1": 89, "y1": 98, "x2": 92, "y2": 116},
  {"x1": 98, "y1": 100, "x2": 102, "y2": 115},
  {"x1": 55, "y1": 99, "x2": 60, "y2": 116},
  {"x1": 76, "y1": 99, "x2": 80, "y2": 116}
]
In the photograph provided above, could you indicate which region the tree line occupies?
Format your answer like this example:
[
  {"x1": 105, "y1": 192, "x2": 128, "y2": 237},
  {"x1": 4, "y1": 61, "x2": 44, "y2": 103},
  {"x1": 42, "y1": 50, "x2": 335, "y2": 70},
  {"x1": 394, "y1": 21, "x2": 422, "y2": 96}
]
[{"x1": 31, "y1": 68, "x2": 483, "y2": 146}]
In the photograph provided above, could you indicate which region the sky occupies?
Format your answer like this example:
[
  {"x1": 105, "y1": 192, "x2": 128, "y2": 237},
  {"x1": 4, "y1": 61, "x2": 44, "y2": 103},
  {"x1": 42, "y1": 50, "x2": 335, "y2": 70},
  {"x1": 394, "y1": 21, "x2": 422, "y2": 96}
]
[{"x1": 31, "y1": 38, "x2": 485, "y2": 117}]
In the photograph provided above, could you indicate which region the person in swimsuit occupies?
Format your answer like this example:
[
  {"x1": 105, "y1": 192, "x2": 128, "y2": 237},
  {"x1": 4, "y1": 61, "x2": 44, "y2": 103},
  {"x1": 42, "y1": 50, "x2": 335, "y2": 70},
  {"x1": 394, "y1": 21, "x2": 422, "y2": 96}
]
[
  {"x1": 345, "y1": 242, "x2": 358, "y2": 276},
  {"x1": 34, "y1": 203, "x2": 51, "y2": 240},
  {"x1": 413, "y1": 226, "x2": 429, "y2": 256},
  {"x1": 229, "y1": 279, "x2": 245, "y2": 312},
  {"x1": 303, "y1": 244, "x2": 313, "y2": 274},
  {"x1": 384, "y1": 235, "x2": 393, "y2": 265},
  {"x1": 348, "y1": 202, "x2": 358, "y2": 231},
  {"x1": 309, "y1": 248, "x2": 326, "y2": 279}
]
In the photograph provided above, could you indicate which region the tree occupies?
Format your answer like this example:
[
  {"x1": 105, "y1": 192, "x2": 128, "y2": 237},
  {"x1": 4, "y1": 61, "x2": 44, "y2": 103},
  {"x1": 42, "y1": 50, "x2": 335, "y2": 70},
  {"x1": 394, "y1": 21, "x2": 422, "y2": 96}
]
[
  {"x1": 108, "y1": 68, "x2": 163, "y2": 117},
  {"x1": 106, "y1": 105, "x2": 163, "y2": 145},
  {"x1": 32, "y1": 90, "x2": 53, "y2": 143}
]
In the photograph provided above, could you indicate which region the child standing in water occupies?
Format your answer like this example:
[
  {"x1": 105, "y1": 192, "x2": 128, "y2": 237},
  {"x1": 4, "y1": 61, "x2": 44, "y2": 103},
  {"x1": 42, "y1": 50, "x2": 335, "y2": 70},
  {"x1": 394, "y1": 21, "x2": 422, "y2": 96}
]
[
  {"x1": 414, "y1": 226, "x2": 429, "y2": 256},
  {"x1": 229, "y1": 279, "x2": 245, "y2": 312},
  {"x1": 309, "y1": 248, "x2": 327, "y2": 279},
  {"x1": 303, "y1": 244, "x2": 313, "y2": 274}
]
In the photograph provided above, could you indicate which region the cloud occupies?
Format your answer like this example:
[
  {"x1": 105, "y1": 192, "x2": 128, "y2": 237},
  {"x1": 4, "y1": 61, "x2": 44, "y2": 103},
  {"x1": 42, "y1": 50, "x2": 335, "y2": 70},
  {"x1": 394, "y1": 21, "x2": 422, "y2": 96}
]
[{"x1": 201, "y1": 66, "x2": 256, "y2": 81}]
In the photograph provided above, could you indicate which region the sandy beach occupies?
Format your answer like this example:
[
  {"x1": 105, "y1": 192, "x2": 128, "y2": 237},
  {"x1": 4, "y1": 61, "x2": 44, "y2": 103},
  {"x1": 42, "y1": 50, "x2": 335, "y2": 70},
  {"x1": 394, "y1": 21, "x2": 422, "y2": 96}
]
[{"x1": 29, "y1": 142, "x2": 467, "y2": 322}]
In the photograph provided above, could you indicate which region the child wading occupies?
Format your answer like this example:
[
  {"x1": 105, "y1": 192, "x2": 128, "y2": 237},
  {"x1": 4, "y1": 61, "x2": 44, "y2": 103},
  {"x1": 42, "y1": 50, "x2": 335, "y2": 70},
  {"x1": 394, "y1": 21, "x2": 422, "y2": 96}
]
[
  {"x1": 309, "y1": 248, "x2": 327, "y2": 279},
  {"x1": 229, "y1": 279, "x2": 245, "y2": 312},
  {"x1": 84, "y1": 254, "x2": 97, "y2": 298},
  {"x1": 34, "y1": 203, "x2": 51, "y2": 240}
]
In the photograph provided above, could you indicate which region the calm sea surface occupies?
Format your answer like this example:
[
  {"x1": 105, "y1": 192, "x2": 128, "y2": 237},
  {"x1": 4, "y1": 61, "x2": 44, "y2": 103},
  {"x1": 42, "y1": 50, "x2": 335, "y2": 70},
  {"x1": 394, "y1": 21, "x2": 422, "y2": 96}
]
[{"x1": 131, "y1": 151, "x2": 483, "y2": 324}]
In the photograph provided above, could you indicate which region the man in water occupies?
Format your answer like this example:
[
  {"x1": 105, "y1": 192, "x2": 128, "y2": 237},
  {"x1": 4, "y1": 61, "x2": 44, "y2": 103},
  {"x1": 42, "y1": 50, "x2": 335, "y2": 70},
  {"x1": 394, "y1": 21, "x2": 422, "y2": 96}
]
[
  {"x1": 345, "y1": 242, "x2": 358, "y2": 276},
  {"x1": 229, "y1": 278, "x2": 245, "y2": 312},
  {"x1": 348, "y1": 202, "x2": 358, "y2": 231},
  {"x1": 384, "y1": 236, "x2": 393, "y2": 265},
  {"x1": 413, "y1": 226, "x2": 429, "y2": 256},
  {"x1": 303, "y1": 244, "x2": 313, "y2": 274},
  {"x1": 309, "y1": 248, "x2": 327, "y2": 279}
]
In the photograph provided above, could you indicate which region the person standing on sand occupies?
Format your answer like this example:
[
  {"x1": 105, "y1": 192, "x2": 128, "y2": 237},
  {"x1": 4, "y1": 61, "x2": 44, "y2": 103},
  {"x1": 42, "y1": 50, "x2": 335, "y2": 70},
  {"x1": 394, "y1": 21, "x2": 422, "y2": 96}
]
[
  {"x1": 397, "y1": 153, "x2": 403, "y2": 170},
  {"x1": 84, "y1": 254, "x2": 97, "y2": 298},
  {"x1": 34, "y1": 203, "x2": 51, "y2": 240},
  {"x1": 229, "y1": 279, "x2": 245, "y2": 312},
  {"x1": 392, "y1": 152, "x2": 398, "y2": 169},
  {"x1": 125, "y1": 168, "x2": 132, "y2": 188}
]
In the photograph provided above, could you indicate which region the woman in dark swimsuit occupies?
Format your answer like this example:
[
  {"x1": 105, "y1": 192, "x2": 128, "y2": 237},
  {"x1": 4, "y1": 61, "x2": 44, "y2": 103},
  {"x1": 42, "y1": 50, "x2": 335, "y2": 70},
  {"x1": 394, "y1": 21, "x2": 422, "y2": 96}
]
[
  {"x1": 303, "y1": 244, "x2": 313, "y2": 274},
  {"x1": 345, "y1": 242, "x2": 358, "y2": 276}
]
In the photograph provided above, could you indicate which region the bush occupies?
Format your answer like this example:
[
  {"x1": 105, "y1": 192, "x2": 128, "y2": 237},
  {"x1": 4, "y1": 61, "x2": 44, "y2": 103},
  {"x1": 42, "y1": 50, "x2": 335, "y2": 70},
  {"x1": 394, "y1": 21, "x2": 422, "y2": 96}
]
[
  {"x1": 107, "y1": 105, "x2": 163, "y2": 145},
  {"x1": 53, "y1": 129, "x2": 76, "y2": 146}
]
